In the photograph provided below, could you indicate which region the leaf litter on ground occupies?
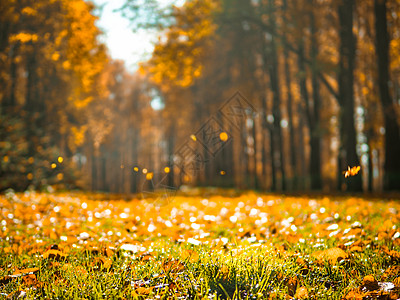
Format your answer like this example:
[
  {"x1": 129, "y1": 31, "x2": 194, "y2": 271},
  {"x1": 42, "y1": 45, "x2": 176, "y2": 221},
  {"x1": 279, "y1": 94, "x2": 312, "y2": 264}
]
[{"x1": 1, "y1": 190, "x2": 400, "y2": 299}]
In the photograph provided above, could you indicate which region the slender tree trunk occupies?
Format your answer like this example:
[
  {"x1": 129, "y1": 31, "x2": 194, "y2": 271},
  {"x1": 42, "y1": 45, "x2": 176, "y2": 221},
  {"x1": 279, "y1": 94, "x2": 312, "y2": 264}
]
[
  {"x1": 91, "y1": 149, "x2": 98, "y2": 191},
  {"x1": 338, "y1": 0, "x2": 362, "y2": 192},
  {"x1": 8, "y1": 43, "x2": 20, "y2": 108},
  {"x1": 269, "y1": 126, "x2": 277, "y2": 191},
  {"x1": 297, "y1": 39, "x2": 313, "y2": 189},
  {"x1": 101, "y1": 156, "x2": 108, "y2": 192},
  {"x1": 282, "y1": 0, "x2": 297, "y2": 191},
  {"x1": 367, "y1": 146, "x2": 373, "y2": 192},
  {"x1": 268, "y1": 0, "x2": 285, "y2": 191},
  {"x1": 261, "y1": 96, "x2": 271, "y2": 190},
  {"x1": 283, "y1": 48, "x2": 297, "y2": 190},
  {"x1": 374, "y1": 0, "x2": 400, "y2": 190},
  {"x1": 309, "y1": 4, "x2": 322, "y2": 190},
  {"x1": 261, "y1": 93, "x2": 276, "y2": 190},
  {"x1": 297, "y1": 103, "x2": 307, "y2": 190}
]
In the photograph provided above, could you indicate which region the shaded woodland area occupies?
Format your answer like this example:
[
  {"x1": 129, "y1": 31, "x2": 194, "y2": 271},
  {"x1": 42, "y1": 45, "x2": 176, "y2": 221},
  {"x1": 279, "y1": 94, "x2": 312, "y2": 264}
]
[{"x1": 1, "y1": 0, "x2": 400, "y2": 193}]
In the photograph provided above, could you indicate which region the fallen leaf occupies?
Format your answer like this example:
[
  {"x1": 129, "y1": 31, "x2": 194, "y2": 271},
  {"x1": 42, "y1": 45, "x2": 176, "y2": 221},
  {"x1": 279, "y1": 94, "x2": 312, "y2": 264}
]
[
  {"x1": 313, "y1": 247, "x2": 349, "y2": 265},
  {"x1": 361, "y1": 275, "x2": 379, "y2": 292},
  {"x1": 287, "y1": 277, "x2": 298, "y2": 297},
  {"x1": 382, "y1": 266, "x2": 400, "y2": 281},
  {"x1": 43, "y1": 249, "x2": 67, "y2": 261},
  {"x1": 343, "y1": 289, "x2": 363, "y2": 300},
  {"x1": 294, "y1": 286, "x2": 309, "y2": 299}
]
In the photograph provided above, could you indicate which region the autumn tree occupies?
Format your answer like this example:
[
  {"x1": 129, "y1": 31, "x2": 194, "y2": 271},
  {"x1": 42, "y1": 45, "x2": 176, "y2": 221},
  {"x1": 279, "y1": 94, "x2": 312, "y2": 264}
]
[
  {"x1": 374, "y1": 0, "x2": 400, "y2": 190},
  {"x1": 0, "y1": 0, "x2": 108, "y2": 190}
]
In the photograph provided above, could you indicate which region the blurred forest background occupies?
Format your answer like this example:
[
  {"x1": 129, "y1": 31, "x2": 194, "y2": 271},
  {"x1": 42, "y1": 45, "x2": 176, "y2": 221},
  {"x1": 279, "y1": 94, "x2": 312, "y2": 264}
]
[{"x1": 1, "y1": 0, "x2": 400, "y2": 193}]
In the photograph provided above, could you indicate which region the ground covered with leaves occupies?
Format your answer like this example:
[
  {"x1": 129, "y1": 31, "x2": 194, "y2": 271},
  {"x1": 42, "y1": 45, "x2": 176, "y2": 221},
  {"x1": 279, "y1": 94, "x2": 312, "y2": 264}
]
[{"x1": 1, "y1": 190, "x2": 400, "y2": 299}]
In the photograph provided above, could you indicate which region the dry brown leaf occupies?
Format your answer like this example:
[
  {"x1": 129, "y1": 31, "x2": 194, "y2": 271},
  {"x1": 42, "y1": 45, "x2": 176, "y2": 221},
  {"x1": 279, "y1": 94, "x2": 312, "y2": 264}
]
[
  {"x1": 21, "y1": 274, "x2": 37, "y2": 286},
  {"x1": 138, "y1": 253, "x2": 154, "y2": 262},
  {"x1": 14, "y1": 267, "x2": 39, "y2": 275},
  {"x1": 0, "y1": 267, "x2": 40, "y2": 287},
  {"x1": 384, "y1": 249, "x2": 400, "y2": 262},
  {"x1": 43, "y1": 249, "x2": 67, "y2": 261},
  {"x1": 93, "y1": 257, "x2": 112, "y2": 270},
  {"x1": 294, "y1": 286, "x2": 309, "y2": 299},
  {"x1": 286, "y1": 276, "x2": 298, "y2": 297},
  {"x1": 135, "y1": 286, "x2": 154, "y2": 295},
  {"x1": 313, "y1": 247, "x2": 349, "y2": 265},
  {"x1": 361, "y1": 275, "x2": 379, "y2": 292},
  {"x1": 382, "y1": 266, "x2": 400, "y2": 281},
  {"x1": 162, "y1": 258, "x2": 185, "y2": 274},
  {"x1": 342, "y1": 289, "x2": 363, "y2": 300},
  {"x1": 349, "y1": 246, "x2": 363, "y2": 253},
  {"x1": 393, "y1": 277, "x2": 400, "y2": 287}
]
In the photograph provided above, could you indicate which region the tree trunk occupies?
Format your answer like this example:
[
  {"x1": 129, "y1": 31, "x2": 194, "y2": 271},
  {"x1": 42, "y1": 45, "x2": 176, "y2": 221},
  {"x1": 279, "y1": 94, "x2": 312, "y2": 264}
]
[
  {"x1": 374, "y1": 0, "x2": 400, "y2": 190},
  {"x1": 297, "y1": 103, "x2": 307, "y2": 190},
  {"x1": 8, "y1": 43, "x2": 19, "y2": 108},
  {"x1": 338, "y1": 0, "x2": 362, "y2": 192},
  {"x1": 283, "y1": 47, "x2": 297, "y2": 190},
  {"x1": 268, "y1": 0, "x2": 286, "y2": 191},
  {"x1": 297, "y1": 39, "x2": 313, "y2": 189},
  {"x1": 309, "y1": 3, "x2": 322, "y2": 190},
  {"x1": 282, "y1": 0, "x2": 298, "y2": 191}
]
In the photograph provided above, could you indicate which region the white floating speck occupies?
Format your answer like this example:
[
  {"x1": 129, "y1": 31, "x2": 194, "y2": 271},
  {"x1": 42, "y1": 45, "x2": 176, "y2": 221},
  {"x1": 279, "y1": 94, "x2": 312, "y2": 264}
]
[
  {"x1": 392, "y1": 232, "x2": 400, "y2": 240},
  {"x1": 191, "y1": 223, "x2": 201, "y2": 230},
  {"x1": 147, "y1": 224, "x2": 156, "y2": 233},
  {"x1": 351, "y1": 221, "x2": 362, "y2": 228},
  {"x1": 326, "y1": 224, "x2": 339, "y2": 231},
  {"x1": 187, "y1": 238, "x2": 201, "y2": 246},
  {"x1": 119, "y1": 212, "x2": 128, "y2": 219},
  {"x1": 79, "y1": 232, "x2": 90, "y2": 240},
  {"x1": 120, "y1": 244, "x2": 141, "y2": 253},
  {"x1": 248, "y1": 236, "x2": 257, "y2": 243}
]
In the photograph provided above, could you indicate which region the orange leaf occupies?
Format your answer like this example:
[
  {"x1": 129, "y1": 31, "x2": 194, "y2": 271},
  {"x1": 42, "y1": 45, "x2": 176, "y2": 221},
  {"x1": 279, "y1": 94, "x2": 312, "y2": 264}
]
[
  {"x1": 313, "y1": 247, "x2": 349, "y2": 265},
  {"x1": 343, "y1": 165, "x2": 361, "y2": 178},
  {"x1": 43, "y1": 249, "x2": 67, "y2": 261},
  {"x1": 294, "y1": 286, "x2": 309, "y2": 299}
]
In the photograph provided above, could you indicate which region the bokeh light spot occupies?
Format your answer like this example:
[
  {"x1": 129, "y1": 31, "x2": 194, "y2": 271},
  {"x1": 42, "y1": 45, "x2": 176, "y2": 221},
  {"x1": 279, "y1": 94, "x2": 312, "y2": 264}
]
[{"x1": 219, "y1": 132, "x2": 228, "y2": 141}]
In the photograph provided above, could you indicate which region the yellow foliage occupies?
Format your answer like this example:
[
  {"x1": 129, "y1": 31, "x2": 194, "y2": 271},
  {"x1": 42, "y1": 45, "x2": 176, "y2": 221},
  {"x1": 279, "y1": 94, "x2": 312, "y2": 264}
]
[
  {"x1": 74, "y1": 96, "x2": 93, "y2": 109},
  {"x1": 62, "y1": 60, "x2": 71, "y2": 70},
  {"x1": 391, "y1": 38, "x2": 400, "y2": 70},
  {"x1": 21, "y1": 7, "x2": 37, "y2": 16},
  {"x1": 51, "y1": 52, "x2": 60, "y2": 61},
  {"x1": 9, "y1": 32, "x2": 39, "y2": 43},
  {"x1": 71, "y1": 125, "x2": 87, "y2": 147},
  {"x1": 143, "y1": 0, "x2": 218, "y2": 89}
]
